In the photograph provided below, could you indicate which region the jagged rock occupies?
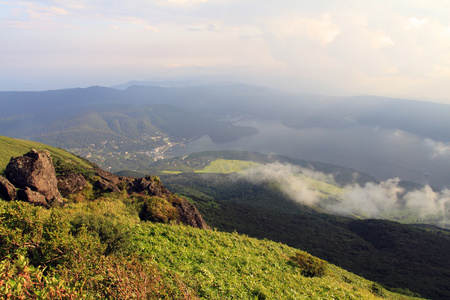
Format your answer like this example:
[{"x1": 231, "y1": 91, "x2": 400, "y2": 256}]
[
  {"x1": 0, "y1": 175, "x2": 17, "y2": 201},
  {"x1": 128, "y1": 175, "x2": 208, "y2": 229},
  {"x1": 57, "y1": 173, "x2": 87, "y2": 197},
  {"x1": 175, "y1": 198, "x2": 209, "y2": 229},
  {"x1": 18, "y1": 187, "x2": 48, "y2": 207},
  {"x1": 86, "y1": 168, "x2": 208, "y2": 229},
  {"x1": 129, "y1": 176, "x2": 170, "y2": 197},
  {"x1": 5, "y1": 149, "x2": 63, "y2": 206},
  {"x1": 93, "y1": 168, "x2": 131, "y2": 193},
  {"x1": 93, "y1": 178, "x2": 121, "y2": 193}
]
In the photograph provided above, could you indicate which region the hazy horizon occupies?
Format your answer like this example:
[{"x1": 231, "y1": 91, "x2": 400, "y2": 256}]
[{"x1": 1, "y1": 1, "x2": 450, "y2": 104}]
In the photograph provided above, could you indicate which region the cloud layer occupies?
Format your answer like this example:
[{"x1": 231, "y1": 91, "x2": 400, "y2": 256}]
[{"x1": 239, "y1": 163, "x2": 450, "y2": 228}]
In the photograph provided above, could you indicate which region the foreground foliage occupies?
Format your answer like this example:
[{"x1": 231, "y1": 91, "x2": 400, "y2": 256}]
[{"x1": 0, "y1": 197, "x2": 421, "y2": 299}]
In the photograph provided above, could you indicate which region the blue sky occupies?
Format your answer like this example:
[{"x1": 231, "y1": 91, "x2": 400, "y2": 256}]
[{"x1": 1, "y1": 0, "x2": 450, "y2": 103}]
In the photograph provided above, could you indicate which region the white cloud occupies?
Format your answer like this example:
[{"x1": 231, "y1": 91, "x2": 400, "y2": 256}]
[
  {"x1": 238, "y1": 163, "x2": 335, "y2": 206},
  {"x1": 404, "y1": 186, "x2": 450, "y2": 218},
  {"x1": 424, "y1": 138, "x2": 450, "y2": 158},
  {"x1": 237, "y1": 162, "x2": 450, "y2": 227},
  {"x1": 328, "y1": 178, "x2": 404, "y2": 217},
  {"x1": 406, "y1": 17, "x2": 429, "y2": 30}
]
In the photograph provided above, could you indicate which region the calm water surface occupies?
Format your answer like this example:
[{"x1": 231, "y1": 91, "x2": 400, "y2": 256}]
[{"x1": 168, "y1": 120, "x2": 450, "y2": 188}]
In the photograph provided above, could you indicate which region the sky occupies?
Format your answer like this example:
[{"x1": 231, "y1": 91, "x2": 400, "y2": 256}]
[{"x1": 1, "y1": 0, "x2": 450, "y2": 103}]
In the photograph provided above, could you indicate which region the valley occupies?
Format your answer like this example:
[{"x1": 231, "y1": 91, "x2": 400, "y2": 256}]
[
  {"x1": 1, "y1": 83, "x2": 450, "y2": 299},
  {"x1": 0, "y1": 136, "x2": 427, "y2": 299}
]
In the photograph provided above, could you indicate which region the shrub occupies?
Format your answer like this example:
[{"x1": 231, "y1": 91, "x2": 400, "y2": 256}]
[
  {"x1": 70, "y1": 214, "x2": 132, "y2": 255},
  {"x1": 370, "y1": 283, "x2": 385, "y2": 297},
  {"x1": 290, "y1": 251, "x2": 328, "y2": 277},
  {"x1": 0, "y1": 254, "x2": 88, "y2": 299},
  {"x1": 0, "y1": 202, "x2": 77, "y2": 267},
  {"x1": 139, "y1": 196, "x2": 179, "y2": 223},
  {"x1": 88, "y1": 254, "x2": 184, "y2": 299},
  {"x1": 53, "y1": 157, "x2": 94, "y2": 179},
  {"x1": 66, "y1": 183, "x2": 95, "y2": 203}
]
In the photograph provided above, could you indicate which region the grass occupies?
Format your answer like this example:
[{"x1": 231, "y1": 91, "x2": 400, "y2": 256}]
[
  {"x1": 0, "y1": 135, "x2": 92, "y2": 173},
  {"x1": 73, "y1": 195, "x2": 423, "y2": 300},
  {"x1": 161, "y1": 170, "x2": 183, "y2": 174},
  {"x1": 131, "y1": 208, "x2": 422, "y2": 299},
  {"x1": 196, "y1": 159, "x2": 262, "y2": 174},
  {"x1": 1, "y1": 195, "x2": 423, "y2": 299},
  {"x1": 296, "y1": 173, "x2": 344, "y2": 198}
]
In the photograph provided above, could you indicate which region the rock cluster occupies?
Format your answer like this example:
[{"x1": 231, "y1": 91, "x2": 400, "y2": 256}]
[
  {"x1": 92, "y1": 172, "x2": 209, "y2": 230},
  {"x1": 2, "y1": 149, "x2": 63, "y2": 207},
  {"x1": 1, "y1": 149, "x2": 208, "y2": 229}
]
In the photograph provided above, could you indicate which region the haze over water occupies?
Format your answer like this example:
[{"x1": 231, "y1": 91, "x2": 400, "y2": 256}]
[{"x1": 169, "y1": 119, "x2": 450, "y2": 189}]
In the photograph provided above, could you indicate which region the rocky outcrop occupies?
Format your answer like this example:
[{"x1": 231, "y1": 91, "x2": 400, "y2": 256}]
[
  {"x1": 129, "y1": 176, "x2": 208, "y2": 229},
  {"x1": 18, "y1": 187, "x2": 48, "y2": 207},
  {"x1": 5, "y1": 149, "x2": 63, "y2": 206},
  {"x1": 93, "y1": 168, "x2": 131, "y2": 193},
  {"x1": 92, "y1": 171, "x2": 208, "y2": 229},
  {"x1": 0, "y1": 175, "x2": 17, "y2": 201},
  {"x1": 57, "y1": 173, "x2": 87, "y2": 197},
  {"x1": 2, "y1": 149, "x2": 208, "y2": 229},
  {"x1": 128, "y1": 176, "x2": 170, "y2": 197},
  {"x1": 176, "y1": 198, "x2": 209, "y2": 229}
]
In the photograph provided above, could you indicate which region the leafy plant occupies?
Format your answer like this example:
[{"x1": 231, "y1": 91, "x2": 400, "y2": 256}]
[
  {"x1": 70, "y1": 213, "x2": 132, "y2": 255},
  {"x1": 53, "y1": 157, "x2": 95, "y2": 179},
  {"x1": 138, "y1": 196, "x2": 179, "y2": 223},
  {"x1": 371, "y1": 283, "x2": 385, "y2": 297},
  {"x1": 0, "y1": 254, "x2": 87, "y2": 299},
  {"x1": 290, "y1": 251, "x2": 328, "y2": 277}
]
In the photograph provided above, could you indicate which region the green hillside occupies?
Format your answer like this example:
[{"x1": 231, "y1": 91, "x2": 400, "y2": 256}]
[
  {"x1": 161, "y1": 172, "x2": 450, "y2": 299},
  {"x1": 0, "y1": 196, "x2": 421, "y2": 299},
  {"x1": 197, "y1": 159, "x2": 262, "y2": 173},
  {"x1": 0, "y1": 135, "x2": 93, "y2": 173},
  {"x1": 0, "y1": 137, "x2": 422, "y2": 299}
]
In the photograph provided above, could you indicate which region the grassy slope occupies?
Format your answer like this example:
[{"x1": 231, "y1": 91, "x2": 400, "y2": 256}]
[
  {"x1": 0, "y1": 137, "x2": 420, "y2": 299},
  {"x1": 167, "y1": 158, "x2": 342, "y2": 202},
  {"x1": 161, "y1": 172, "x2": 450, "y2": 299},
  {"x1": 1, "y1": 196, "x2": 420, "y2": 299},
  {"x1": 135, "y1": 221, "x2": 417, "y2": 300},
  {"x1": 0, "y1": 135, "x2": 93, "y2": 173},
  {"x1": 196, "y1": 159, "x2": 262, "y2": 174}
]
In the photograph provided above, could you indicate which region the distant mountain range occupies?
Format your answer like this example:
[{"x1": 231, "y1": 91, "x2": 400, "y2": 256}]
[
  {"x1": 1, "y1": 82, "x2": 450, "y2": 187},
  {"x1": 2, "y1": 83, "x2": 450, "y2": 142}
]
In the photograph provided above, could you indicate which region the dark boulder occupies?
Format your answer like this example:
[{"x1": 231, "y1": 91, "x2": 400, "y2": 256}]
[
  {"x1": 57, "y1": 173, "x2": 87, "y2": 197},
  {"x1": 5, "y1": 149, "x2": 63, "y2": 206},
  {"x1": 129, "y1": 176, "x2": 170, "y2": 197},
  {"x1": 175, "y1": 198, "x2": 209, "y2": 229},
  {"x1": 93, "y1": 168, "x2": 131, "y2": 193},
  {"x1": 0, "y1": 175, "x2": 17, "y2": 201},
  {"x1": 17, "y1": 187, "x2": 48, "y2": 207}
]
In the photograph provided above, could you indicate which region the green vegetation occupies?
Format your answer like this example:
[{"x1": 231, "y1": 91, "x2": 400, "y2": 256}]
[
  {"x1": 290, "y1": 251, "x2": 329, "y2": 278},
  {"x1": 0, "y1": 140, "x2": 442, "y2": 298},
  {"x1": 197, "y1": 159, "x2": 262, "y2": 173},
  {"x1": 161, "y1": 172, "x2": 450, "y2": 299},
  {"x1": 0, "y1": 197, "x2": 421, "y2": 299}
]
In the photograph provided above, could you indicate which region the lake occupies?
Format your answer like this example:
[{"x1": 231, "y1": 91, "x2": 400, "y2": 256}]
[{"x1": 168, "y1": 119, "x2": 450, "y2": 189}]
